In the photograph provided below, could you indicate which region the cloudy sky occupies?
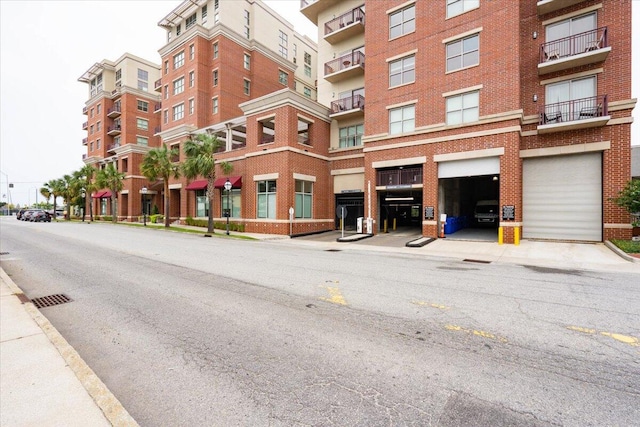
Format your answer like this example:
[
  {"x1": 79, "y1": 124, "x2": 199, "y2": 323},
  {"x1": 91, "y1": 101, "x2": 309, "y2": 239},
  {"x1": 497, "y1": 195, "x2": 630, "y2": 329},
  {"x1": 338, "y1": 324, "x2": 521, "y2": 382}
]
[{"x1": 0, "y1": 0, "x2": 638, "y2": 207}]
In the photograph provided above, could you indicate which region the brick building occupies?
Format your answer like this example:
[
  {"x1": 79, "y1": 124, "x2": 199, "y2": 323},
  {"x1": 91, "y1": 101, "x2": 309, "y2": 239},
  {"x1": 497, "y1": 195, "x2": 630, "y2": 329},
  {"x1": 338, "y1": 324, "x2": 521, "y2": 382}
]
[
  {"x1": 80, "y1": 0, "x2": 635, "y2": 243},
  {"x1": 302, "y1": 0, "x2": 635, "y2": 243}
]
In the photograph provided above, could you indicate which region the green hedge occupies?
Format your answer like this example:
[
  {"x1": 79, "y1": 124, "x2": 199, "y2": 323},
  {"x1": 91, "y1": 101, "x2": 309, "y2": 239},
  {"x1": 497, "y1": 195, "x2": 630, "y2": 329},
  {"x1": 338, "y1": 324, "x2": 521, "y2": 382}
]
[{"x1": 185, "y1": 216, "x2": 245, "y2": 232}]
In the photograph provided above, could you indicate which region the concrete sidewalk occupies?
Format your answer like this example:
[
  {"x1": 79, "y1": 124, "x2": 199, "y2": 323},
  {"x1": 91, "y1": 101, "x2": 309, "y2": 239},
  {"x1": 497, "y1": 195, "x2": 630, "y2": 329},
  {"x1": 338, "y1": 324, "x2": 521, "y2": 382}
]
[{"x1": 0, "y1": 268, "x2": 138, "y2": 427}]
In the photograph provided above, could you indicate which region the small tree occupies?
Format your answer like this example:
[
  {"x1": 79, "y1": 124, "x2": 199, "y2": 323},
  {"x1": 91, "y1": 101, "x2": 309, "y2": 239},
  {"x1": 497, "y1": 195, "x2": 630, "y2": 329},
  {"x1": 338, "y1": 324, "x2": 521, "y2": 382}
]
[
  {"x1": 75, "y1": 164, "x2": 98, "y2": 221},
  {"x1": 95, "y1": 164, "x2": 125, "y2": 223},
  {"x1": 613, "y1": 179, "x2": 640, "y2": 227},
  {"x1": 140, "y1": 144, "x2": 181, "y2": 228},
  {"x1": 182, "y1": 133, "x2": 232, "y2": 235}
]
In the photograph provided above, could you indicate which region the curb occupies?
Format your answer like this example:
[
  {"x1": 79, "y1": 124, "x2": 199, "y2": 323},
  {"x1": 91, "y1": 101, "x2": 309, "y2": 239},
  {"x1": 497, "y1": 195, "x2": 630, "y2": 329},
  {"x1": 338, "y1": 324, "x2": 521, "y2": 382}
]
[
  {"x1": 604, "y1": 240, "x2": 640, "y2": 263},
  {"x1": 0, "y1": 268, "x2": 139, "y2": 427}
]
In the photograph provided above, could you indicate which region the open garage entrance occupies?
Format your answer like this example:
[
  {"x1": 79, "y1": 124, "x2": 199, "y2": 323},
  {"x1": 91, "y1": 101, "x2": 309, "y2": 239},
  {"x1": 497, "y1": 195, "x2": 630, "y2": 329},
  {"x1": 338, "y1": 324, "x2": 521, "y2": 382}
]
[
  {"x1": 335, "y1": 193, "x2": 364, "y2": 230},
  {"x1": 378, "y1": 190, "x2": 423, "y2": 233},
  {"x1": 438, "y1": 156, "x2": 500, "y2": 241}
]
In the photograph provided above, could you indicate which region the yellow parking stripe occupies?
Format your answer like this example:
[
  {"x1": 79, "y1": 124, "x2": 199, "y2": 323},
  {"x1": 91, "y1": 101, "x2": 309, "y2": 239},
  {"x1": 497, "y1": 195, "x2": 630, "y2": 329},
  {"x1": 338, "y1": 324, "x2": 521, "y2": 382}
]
[
  {"x1": 320, "y1": 286, "x2": 347, "y2": 306},
  {"x1": 445, "y1": 324, "x2": 507, "y2": 343},
  {"x1": 411, "y1": 300, "x2": 450, "y2": 310},
  {"x1": 567, "y1": 326, "x2": 639, "y2": 347}
]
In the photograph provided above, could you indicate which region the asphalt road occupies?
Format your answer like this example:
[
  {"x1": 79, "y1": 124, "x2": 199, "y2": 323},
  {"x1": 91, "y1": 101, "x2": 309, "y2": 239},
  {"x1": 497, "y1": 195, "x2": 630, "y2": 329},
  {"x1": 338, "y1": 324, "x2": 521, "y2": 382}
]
[{"x1": 1, "y1": 218, "x2": 639, "y2": 426}]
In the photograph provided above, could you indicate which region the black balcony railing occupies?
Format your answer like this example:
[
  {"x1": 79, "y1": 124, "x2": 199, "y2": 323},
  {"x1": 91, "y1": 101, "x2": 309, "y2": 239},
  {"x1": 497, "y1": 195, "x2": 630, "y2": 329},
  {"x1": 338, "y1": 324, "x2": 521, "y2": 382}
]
[
  {"x1": 82, "y1": 106, "x2": 88, "y2": 115},
  {"x1": 539, "y1": 94, "x2": 608, "y2": 125},
  {"x1": 82, "y1": 138, "x2": 88, "y2": 145},
  {"x1": 324, "y1": 7, "x2": 365, "y2": 36},
  {"x1": 331, "y1": 94, "x2": 365, "y2": 114},
  {"x1": 82, "y1": 121, "x2": 88, "y2": 130},
  {"x1": 325, "y1": 51, "x2": 365, "y2": 75},
  {"x1": 540, "y1": 27, "x2": 608, "y2": 63},
  {"x1": 154, "y1": 79, "x2": 162, "y2": 90},
  {"x1": 154, "y1": 126, "x2": 161, "y2": 134},
  {"x1": 260, "y1": 134, "x2": 275, "y2": 145},
  {"x1": 107, "y1": 124, "x2": 122, "y2": 133},
  {"x1": 377, "y1": 167, "x2": 423, "y2": 187},
  {"x1": 107, "y1": 143, "x2": 120, "y2": 152},
  {"x1": 154, "y1": 103, "x2": 162, "y2": 112},
  {"x1": 107, "y1": 105, "x2": 121, "y2": 117}
]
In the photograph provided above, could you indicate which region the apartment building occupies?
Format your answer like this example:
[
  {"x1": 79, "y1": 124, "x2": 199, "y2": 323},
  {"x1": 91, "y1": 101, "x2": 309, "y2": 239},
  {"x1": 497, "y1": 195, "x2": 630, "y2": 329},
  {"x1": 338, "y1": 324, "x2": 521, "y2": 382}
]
[
  {"x1": 302, "y1": 0, "x2": 635, "y2": 243},
  {"x1": 78, "y1": 53, "x2": 161, "y2": 220},
  {"x1": 153, "y1": 0, "x2": 321, "y2": 230}
]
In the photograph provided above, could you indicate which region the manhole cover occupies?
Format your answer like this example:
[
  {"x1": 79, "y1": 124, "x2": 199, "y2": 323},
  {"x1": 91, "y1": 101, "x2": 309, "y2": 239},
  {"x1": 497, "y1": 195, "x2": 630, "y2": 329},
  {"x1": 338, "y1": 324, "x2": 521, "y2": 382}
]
[{"x1": 30, "y1": 294, "x2": 73, "y2": 309}]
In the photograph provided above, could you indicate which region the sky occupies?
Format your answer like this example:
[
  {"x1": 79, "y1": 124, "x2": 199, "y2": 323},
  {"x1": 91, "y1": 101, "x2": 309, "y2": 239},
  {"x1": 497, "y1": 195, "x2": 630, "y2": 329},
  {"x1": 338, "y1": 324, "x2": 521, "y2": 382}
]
[{"x1": 0, "y1": 0, "x2": 638, "y2": 208}]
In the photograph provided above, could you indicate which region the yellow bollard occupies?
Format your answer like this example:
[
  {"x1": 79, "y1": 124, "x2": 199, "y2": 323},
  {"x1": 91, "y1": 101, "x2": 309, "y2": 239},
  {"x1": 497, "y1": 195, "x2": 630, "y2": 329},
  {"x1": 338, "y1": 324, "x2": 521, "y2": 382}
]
[
  {"x1": 514, "y1": 226, "x2": 520, "y2": 246},
  {"x1": 393, "y1": 218, "x2": 397, "y2": 231},
  {"x1": 498, "y1": 227, "x2": 504, "y2": 245},
  {"x1": 383, "y1": 219, "x2": 388, "y2": 233}
]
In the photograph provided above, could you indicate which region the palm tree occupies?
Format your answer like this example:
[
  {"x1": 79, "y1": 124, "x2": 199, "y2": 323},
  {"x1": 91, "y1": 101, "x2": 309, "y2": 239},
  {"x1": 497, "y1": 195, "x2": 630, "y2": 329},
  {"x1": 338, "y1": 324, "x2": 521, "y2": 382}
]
[
  {"x1": 140, "y1": 144, "x2": 181, "y2": 228},
  {"x1": 74, "y1": 165, "x2": 97, "y2": 221},
  {"x1": 95, "y1": 164, "x2": 125, "y2": 223},
  {"x1": 44, "y1": 178, "x2": 66, "y2": 220},
  {"x1": 39, "y1": 186, "x2": 51, "y2": 209},
  {"x1": 182, "y1": 133, "x2": 232, "y2": 234},
  {"x1": 59, "y1": 174, "x2": 75, "y2": 220}
]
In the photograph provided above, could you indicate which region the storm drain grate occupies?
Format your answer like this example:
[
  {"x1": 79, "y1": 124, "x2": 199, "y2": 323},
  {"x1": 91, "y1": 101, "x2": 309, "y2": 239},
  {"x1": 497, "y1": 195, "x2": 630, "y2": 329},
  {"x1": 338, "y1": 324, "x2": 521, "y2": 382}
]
[
  {"x1": 463, "y1": 259, "x2": 491, "y2": 264},
  {"x1": 0, "y1": 252, "x2": 9, "y2": 255},
  {"x1": 325, "y1": 249, "x2": 342, "y2": 252},
  {"x1": 30, "y1": 294, "x2": 73, "y2": 309}
]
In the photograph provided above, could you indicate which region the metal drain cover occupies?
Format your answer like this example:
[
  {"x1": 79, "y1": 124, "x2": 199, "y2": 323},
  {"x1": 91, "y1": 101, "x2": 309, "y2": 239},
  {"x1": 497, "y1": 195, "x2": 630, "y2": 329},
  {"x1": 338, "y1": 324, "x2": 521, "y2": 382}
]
[
  {"x1": 30, "y1": 294, "x2": 73, "y2": 309},
  {"x1": 0, "y1": 252, "x2": 9, "y2": 255}
]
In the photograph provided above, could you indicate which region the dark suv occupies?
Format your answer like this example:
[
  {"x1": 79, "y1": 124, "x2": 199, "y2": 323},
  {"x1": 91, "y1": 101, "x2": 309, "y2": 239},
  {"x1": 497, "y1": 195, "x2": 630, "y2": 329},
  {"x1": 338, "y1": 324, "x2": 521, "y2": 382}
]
[{"x1": 31, "y1": 210, "x2": 52, "y2": 222}]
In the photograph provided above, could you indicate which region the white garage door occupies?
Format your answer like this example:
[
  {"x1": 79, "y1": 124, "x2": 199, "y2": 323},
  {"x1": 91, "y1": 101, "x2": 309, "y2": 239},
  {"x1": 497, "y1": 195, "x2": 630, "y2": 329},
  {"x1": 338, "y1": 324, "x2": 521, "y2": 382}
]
[{"x1": 523, "y1": 152, "x2": 602, "y2": 241}]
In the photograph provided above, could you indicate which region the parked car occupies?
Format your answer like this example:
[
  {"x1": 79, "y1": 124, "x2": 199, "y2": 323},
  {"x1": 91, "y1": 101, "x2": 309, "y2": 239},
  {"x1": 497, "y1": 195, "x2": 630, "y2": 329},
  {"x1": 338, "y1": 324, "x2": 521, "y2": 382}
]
[
  {"x1": 31, "y1": 210, "x2": 51, "y2": 222},
  {"x1": 474, "y1": 200, "x2": 499, "y2": 225},
  {"x1": 16, "y1": 208, "x2": 27, "y2": 220}
]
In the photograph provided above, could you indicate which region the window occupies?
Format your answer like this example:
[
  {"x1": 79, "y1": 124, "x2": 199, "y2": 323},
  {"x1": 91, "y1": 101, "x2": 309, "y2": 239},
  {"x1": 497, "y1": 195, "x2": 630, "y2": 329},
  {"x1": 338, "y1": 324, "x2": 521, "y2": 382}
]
[
  {"x1": 115, "y1": 69, "x2": 121, "y2": 83},
  {"x1": 214, "y1": 0, "x2": 219, "y2": 23},
  {"x1": 279, "y1": 70, "x2": 288, "y2": 85},
  {"x1": 297, "y1": 118, "x2": 311, "y2": 145},
  {"x1": 545, "y1": 76, "x2": 596, "y2": 121},
  {"x1": 446, "y1": 91, "x2": 479, "y2": 125},
  {"x1": 304, "y1": 64, "x2": 311, "y2": 77},
  {"x1": 121, "y1": 158, "x2": 128, "y2": 173},
  {"x1": 304, "y1": 52, "x2": 311, "y2": 65},
  {"x1": 304, "y1": 87, "x2": 312, "y2": 97},
  {"x1": 173, "y1": 103, "x2": 184, "y2": 121},
  {"x1": 295, "y1": 180, "x2": 312, "y2": 219},
  {"x1": 195, "y1": 190, "x2": 209, "y2": 217},
  {"x1": 213, "y1": 42, "x2": 218, "y2": 59},
  {"x1": 244, "y1": 53, "x2": 250, "y2": 70},
  {"x1": 189, "y1": 44, "x2": 195, "y2": 60},
  {"x1": 173, "y1": 51, "x2": 185, "y2": 69},
  {"x1": 164, "y1": 60, "x2": 169, "y2": 75},
  {"x1": 213, "y1": 69, "x2": 219, "y2": 86},
  {"x1": 137, "y1": 100, "x2": 149, "y2": 112},
  {"x1": 137, "y1": 118, "x2": 148, "y2": 130},
  {"x1": 278, "y1": 30, "x2": 288, "y2": 58},
  {"x1": 339, "y1": 124, "x2": 364, "y2": 148},
  {"x1": 202, "y1": 5, "x2": 207, "y2": 21},
  {"x1": 243, "y1": 79, "x2": 250, "y2": 96},
  {"x1": 546, "y1": 12, "x2": 597, "y2": 56},
  {"x1": 176, "y1": 23, "x2": 181, "y2": 36},
  {"x1": 90, "y1": 108, "x2": 94, "y2": 118},
  {"x1": 185, "y1": 13, "x2": 197, "y2": 30},
  {"x1": 173, "y1": 77, "x2": 185, "y2": 95},
  {"x1": 244, "y1": 10, "x2": 250, "y2": 39},
  {"x1": 137, "y1": 69, "x2": 148, "y2": 91},
  {"x1": 389, "y1": 5, "x2": 415, "y2": 39},
  {"x1": 96, "y1": 121, "x2": 101, "y2": 131},
  {"x1": 90, "y1": 142, "x2": 93, "y2": 151},
  {"x1": 389, "y1": 105, "x2": 415, "y2": 134},
  {"x1": 213, "y1": 97, "x2": 218, "y2": 114},
  {"x1": 97, "y1": 139, "x2": 101, "y2": 149},
  {"x1": 189, "y1": 71, "x2": 195, "y2": 87},
  {"x1": 447, "y1": 0, "x2": 479, "y2": 18},
  {"x1": 90, "y1": 74, "x2": 102, "y2": 96},
  {"x1": 222, "y1": 189, "x2": 241, "y2": 218},
  {"x1": 96, "y1": 104, "x2": 101, "y2": 114},
  {"x1": 389, "y1": 55, "x2": 415, "y2": 87},
  {"x1": 164, "y1": 110, "x2": 169, "y2": 124},
  {"x1": 137, "y1": 136, "x2": 148, "y2": 146},
  {"x1": 90, "y1": 125, "x2": 94, "y2": 135},
  {"x1": 446, "y1": 34, "x2": 479, "y2": 72},
  {"x1": 257, "y1": 180, "x2": 276, "y2": 219},
  {"x1": 114, "y1": 136, "x2": 121, "y2": 148},
  {"x1": 189, "y1": 98, "x2": 195, "y2": 115},
  {"x1": 164, "y1": 85, "x2": 169, "y2": 99}
]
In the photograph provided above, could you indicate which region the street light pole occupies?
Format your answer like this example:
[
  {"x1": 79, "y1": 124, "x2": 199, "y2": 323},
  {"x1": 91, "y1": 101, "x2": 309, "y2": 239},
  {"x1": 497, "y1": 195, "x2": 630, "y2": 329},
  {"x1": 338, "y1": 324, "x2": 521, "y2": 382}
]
[
  {"x1": 224, "y1": 179, "x2": 232, "y2": 235},
  {"x1": 141, "y1": 187, "x2": 148, "y2": 226}
]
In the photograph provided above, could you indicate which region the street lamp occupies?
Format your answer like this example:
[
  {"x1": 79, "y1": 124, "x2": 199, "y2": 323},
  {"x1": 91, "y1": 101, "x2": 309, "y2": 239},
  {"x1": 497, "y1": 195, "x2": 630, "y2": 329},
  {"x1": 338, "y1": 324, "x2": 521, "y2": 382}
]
[
  {"x1": 141, "y1": 186, "x2": 148, "y2": 226},
  {"x1": 224, "y1": 179, "x2": 232, "y2": 235},
  {"x1": 81, "y1": 189, "x2": 86, "y2": 222}
]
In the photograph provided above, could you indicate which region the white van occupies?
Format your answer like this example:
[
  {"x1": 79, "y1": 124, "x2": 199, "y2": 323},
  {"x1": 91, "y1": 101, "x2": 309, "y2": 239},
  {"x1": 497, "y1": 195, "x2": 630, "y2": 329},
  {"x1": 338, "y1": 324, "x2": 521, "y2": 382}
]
[{"x1": 474, "y1": 200, "x2": 499, "y2": 225}]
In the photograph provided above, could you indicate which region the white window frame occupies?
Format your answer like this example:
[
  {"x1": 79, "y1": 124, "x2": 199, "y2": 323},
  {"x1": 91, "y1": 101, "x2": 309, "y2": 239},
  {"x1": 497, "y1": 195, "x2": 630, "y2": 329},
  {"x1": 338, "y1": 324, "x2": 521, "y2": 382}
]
[
  {"x1": 173, "y1": 103, "x2": 184, "y2": 121},
  {"x1": 173, "y1": 51, "x2": 185, "y2": 69},
  {"x1": 389, "y1": 55, "x2": 415, "y2": 87},
  {"x1": 446, "y1": 0, "x2": 479, "y2": 19},
  {"x1": 173, "y1": 77, "x2": 185, "y2": 95},
  {"x1": 213, "y1": 97, "x2": 219, "y2": 114},
  {"x1": 295, "y1": 180, "x2": 313, "y2": 219},
  {"x1": 389, "y1": 105, "x2": 415, "y2": 135},
  {"x1": 389, "y1": 4, "x2": 415, "y2": 40},
  {"x1": 189, "y1": 98, "x2": 195, "y2": 115},
  {"x1": 257, "y1": 180, "x2": 276, "y2": 219},
  {"x1": 446, "y1": 90, "x2": 479, "y2": 125},
  {"x1": 136, "y1": 118, "x2": 149, "y2": 130},
  {"x1": 446, "y1": 33, "x2": 479, "y2": 72},
  {"x1": 244, "y1": 53, "x2": 251, "y2": 70}
]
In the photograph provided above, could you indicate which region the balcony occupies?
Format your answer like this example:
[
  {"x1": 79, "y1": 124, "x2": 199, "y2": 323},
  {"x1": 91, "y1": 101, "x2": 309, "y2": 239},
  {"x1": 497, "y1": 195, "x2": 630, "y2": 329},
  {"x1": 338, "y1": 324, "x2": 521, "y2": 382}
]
[
  {"x1": 107, "y1": 104, "x2": 121, "y2": 118},
  {"x1": 330, "y1": 94, "x2": 364, "y2": 119},
  {"x1": 537, "y1": 0, "x2": 586, "y2": 15},
  {"x1": 83, "y1": 106, "x2": 88, "y2": 115},
  {"x1": 154, "y1": 103, "x2": 162, "y2": 113},
  {"x1": 538, "y1": 27, "x2": 610, "y2": 75},
  {"x1": 82, "y1": 121, "x2": 88, "y2": 130},
  {"x1": 82, "y1": 137, "x2": 88, "y2": 146},
  {"x1": 324, "y1": 51, "x2": 365, "y2": 83},
  {"x1": 300, "y1": 0, "x2": 341, "y2": 25},
  {"x1": 538, "y1": 95, "x2": 609, "y2": 134},
  {"x1": 154, "y1": 126, "x2": 161, "y2": 135},
  {"x1": 107, "y1": 142, "x2": 120, "y2": 153},
  {"x1": 82, "y1": 154, "x2": 87, "y2": 160},
  {"x1": 324, "y1": 7, "x2": 365, "y2": 44},
  {"x1": 260, "y1": 134, "x2": 275, "y2": 145},
  {"x1": 377, "y1": 167, "x2": 423, "y2": 187},
  {"x1": 107, "y1": 124, "x2": 122, "y2": 136},
  {"x1": 154, "y1": 79, "x2": 162, "y2": 92}
]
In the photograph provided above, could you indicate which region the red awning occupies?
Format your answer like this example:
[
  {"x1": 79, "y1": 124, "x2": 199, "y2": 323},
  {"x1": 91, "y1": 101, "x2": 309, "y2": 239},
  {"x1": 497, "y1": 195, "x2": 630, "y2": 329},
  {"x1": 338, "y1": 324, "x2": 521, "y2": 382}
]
[
  {"x1": 214, "y1": 176, "x2": 242, "y2": 189},
  {"x1": 91, "y1": 191, "x2": 105, "y2": 198},
  {"x1": 101, "y1": 190, "x2": 113, "y2": 198},
  {"x1": 185, "y1": 179, "x2": 208, "y2": 190}
]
